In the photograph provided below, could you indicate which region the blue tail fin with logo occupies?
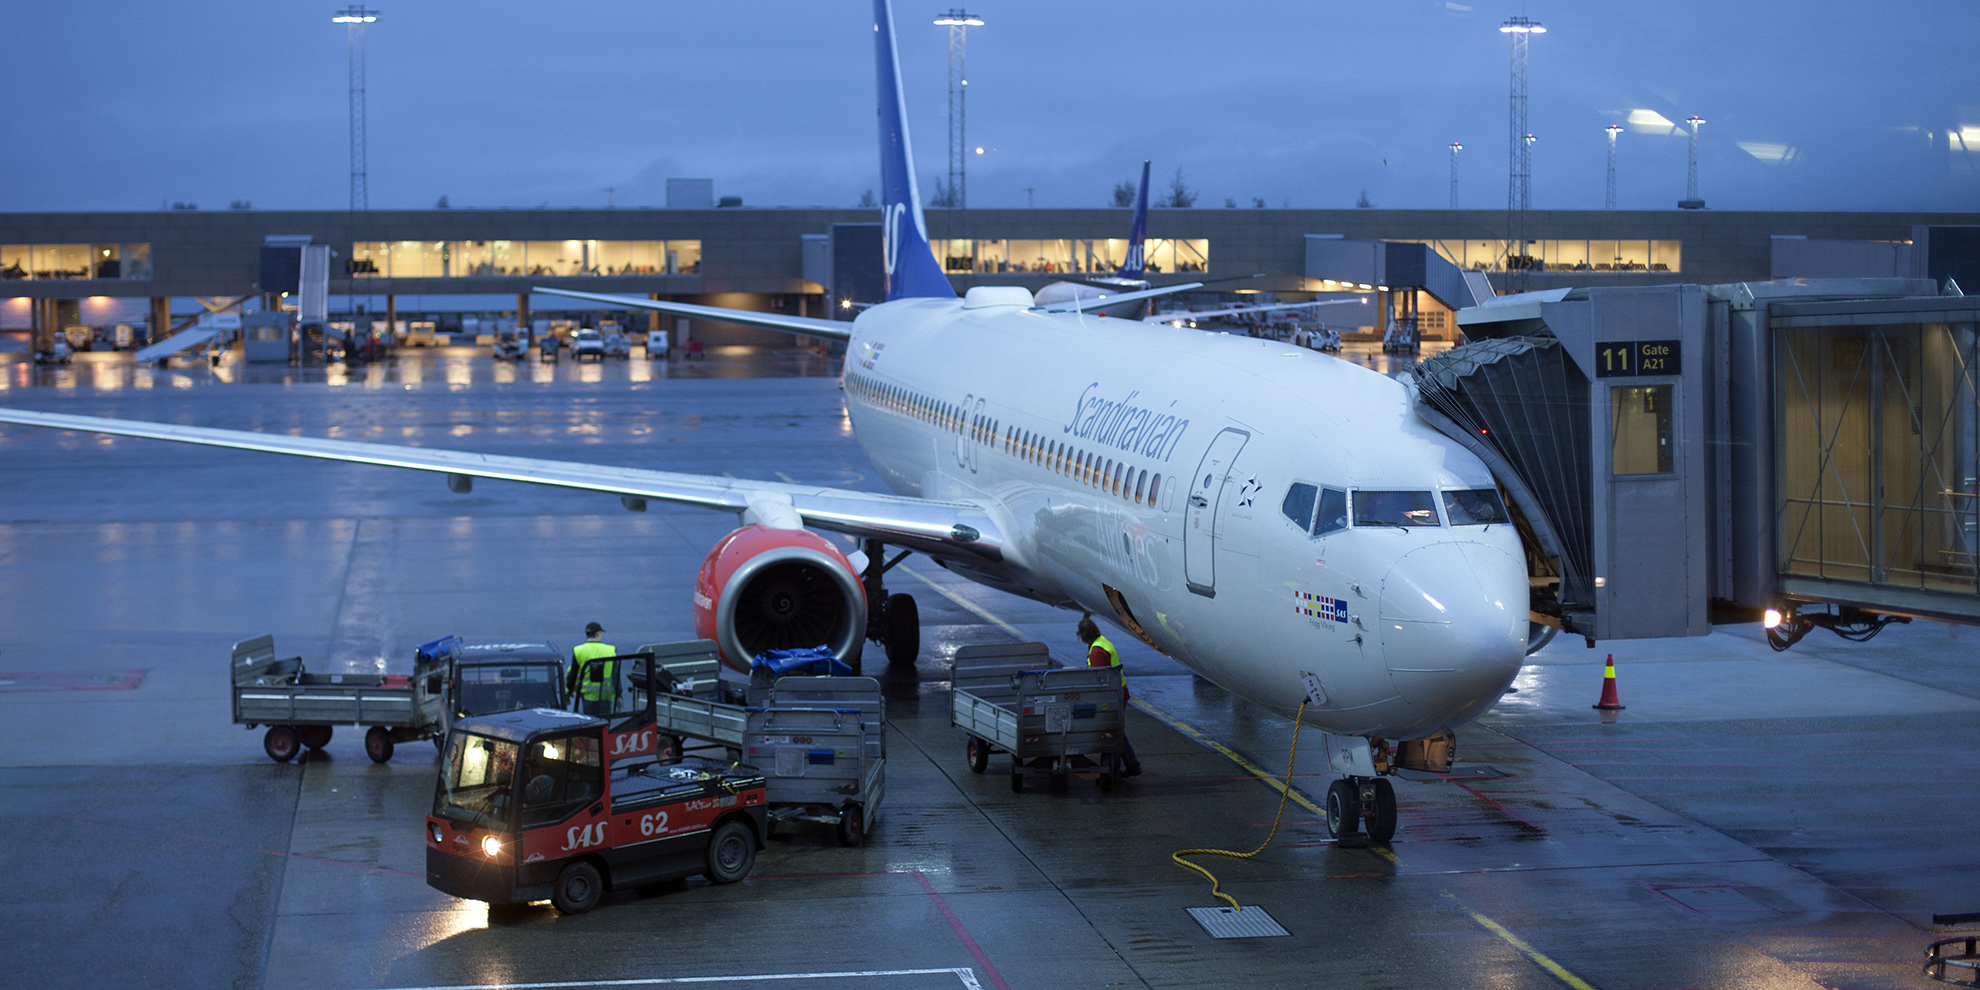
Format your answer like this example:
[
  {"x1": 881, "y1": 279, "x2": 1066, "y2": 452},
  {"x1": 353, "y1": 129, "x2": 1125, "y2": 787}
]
[
  {"x1": 873, "y1": 0, "x2": 955, "y2": 301},
  {"x1": 1118, "y1": 160, "x2": 1151, "y2": 278}
]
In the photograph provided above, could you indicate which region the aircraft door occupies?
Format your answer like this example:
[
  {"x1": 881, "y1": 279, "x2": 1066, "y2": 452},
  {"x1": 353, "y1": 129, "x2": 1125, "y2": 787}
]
[{"x1": 1183, "y1": 428, "x2": 1250, "y2": 597}]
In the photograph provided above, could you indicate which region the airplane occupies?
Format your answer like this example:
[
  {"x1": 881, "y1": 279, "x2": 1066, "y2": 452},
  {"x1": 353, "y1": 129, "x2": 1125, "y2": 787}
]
[
  {"x1": 1032, "y1": 159, "x2": 1372, "y2": 329},
  {"x1": 0, "y1": 0, "x2": 1527, "y2": 844}
]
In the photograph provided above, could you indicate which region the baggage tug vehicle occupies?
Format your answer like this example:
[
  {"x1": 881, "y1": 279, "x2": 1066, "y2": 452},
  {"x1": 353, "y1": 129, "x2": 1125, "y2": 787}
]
[{"x1": 427, "y1": 706, "x2": 768, "y2": 915}]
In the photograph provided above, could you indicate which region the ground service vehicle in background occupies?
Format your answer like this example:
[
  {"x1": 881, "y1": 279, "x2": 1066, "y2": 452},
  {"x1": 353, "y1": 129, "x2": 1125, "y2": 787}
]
[
  {"x1": 537, "y1": 333, "x2": 559, "y2": 362},
  {"x1": 572, "y1": 328, "x2": 605, "y2": 361},
  {"x1": 492, "y1": 329, "x2": 528, "y2": 361},
  {"x1": 426, "y1": 658, "x2": 766, "y2": 914},
  {"x1": 601, "y1": 331, "x2": 632, "y2": 358}
]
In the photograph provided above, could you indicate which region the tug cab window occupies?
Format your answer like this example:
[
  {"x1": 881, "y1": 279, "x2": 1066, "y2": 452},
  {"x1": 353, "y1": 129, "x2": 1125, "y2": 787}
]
[
  {"x1": 1282, "y1": 483, "x2": 1350, "y2": 536},
  {"x1": 1441, "y1": 488, "x2": 1510, "y2": 525},
  {"x1": 518, "y1": 732, "x2": 603, "y2": 828},
  {"x1": 1353, "y1": 491, "x2": 1441, "y2": 528}
]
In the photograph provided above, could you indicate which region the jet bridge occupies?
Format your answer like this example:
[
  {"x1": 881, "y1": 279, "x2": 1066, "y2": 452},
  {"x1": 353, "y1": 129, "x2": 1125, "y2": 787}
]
[
  {"x1": 1305, "y1": 236, "x2": 1495, "y2": 351},
  {"x1": 1414, "y1": 277, "x2": 1980, "y2": 645}
]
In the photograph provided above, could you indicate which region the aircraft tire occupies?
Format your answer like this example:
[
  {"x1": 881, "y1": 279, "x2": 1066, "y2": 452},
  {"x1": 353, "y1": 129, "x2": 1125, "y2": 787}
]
[
  {"x1": 883, "y1": 593, "x2": 920, "y2": 666},
  {"x1": 1326, "y1": 779, "x2": 1361, "y2": 838},
  {"x1": 1366, "y1": 777, "x2": 1398, "y2": 843}
]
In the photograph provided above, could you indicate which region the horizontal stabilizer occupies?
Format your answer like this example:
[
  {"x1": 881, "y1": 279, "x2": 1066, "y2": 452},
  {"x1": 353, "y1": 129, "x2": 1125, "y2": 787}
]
[{"x1": 532, "y1": 287, "x2": 852, "y2": 342}]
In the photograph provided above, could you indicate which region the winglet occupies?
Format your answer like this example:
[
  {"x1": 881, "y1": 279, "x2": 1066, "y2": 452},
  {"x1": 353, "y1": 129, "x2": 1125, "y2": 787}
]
[
  {"x1": 1120, "y1": 160, "x2": 1152, "y2": 278},
  {"x1": 874, "y1": 0, "x2": 955, "y2": 301}
]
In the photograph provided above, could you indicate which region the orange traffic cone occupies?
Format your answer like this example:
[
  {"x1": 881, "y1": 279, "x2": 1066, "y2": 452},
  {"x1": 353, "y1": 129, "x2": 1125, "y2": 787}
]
[{"x1": 1593, "y1": 653, "x2": 1625, "y2": 710}]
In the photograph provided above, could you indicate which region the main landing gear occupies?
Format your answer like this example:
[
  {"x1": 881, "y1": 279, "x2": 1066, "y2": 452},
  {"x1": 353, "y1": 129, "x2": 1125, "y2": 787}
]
[
  {"x1": 861, "y1": 538, "x2": 920, "y2": 667},
  {"x1": 1325, "y1": 776, "x2": 1398, "y2": 846}
]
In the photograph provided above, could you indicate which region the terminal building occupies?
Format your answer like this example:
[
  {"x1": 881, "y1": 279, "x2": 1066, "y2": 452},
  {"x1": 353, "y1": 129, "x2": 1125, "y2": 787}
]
[{"x1": 3, "y1": 206, "x2": 1977, "y2": 348}]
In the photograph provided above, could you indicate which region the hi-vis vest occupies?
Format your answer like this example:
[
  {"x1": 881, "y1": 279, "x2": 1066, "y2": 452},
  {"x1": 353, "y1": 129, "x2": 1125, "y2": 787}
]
[
  {"x1": 571, "y1": 641, "x2": 619, "y2": 701},
  {"x1": 1089, "y1": 634, "x2": 1121, "y2": 668}
]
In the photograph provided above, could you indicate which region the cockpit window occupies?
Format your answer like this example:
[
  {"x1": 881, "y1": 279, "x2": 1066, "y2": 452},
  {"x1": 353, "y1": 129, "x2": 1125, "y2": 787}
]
[
  {"x1": 1313, "y1": 487, "x2": 1348, "y2": 535},
  {"x1": 1282, "y1": 483, "x2": 1350, "y2": 537},
  {"x1": 1442, "y1": 488, "x2": 1510, "y2": 526},
  {"x1": 1353, "y1": 490, "x2": 1441, "y2": 528},
  {"x1": 1281, "y1": 484, "x2": 1317, "y2": 530}
]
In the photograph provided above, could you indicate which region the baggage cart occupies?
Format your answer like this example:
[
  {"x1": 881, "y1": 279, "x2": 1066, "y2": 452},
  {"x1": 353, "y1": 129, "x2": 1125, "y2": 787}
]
[
  {"x1": 231, "y1": 634, "x2": 448, "y2": 763},
  {"x1": 625, "y1": 640, "x2": 884, "y2": 845},
  {"x1": 950, "y1": 641, "x2": 1126, "y2": 793}
]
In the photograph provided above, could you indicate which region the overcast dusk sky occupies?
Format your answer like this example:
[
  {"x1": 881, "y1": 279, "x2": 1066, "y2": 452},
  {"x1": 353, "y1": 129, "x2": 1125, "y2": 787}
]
[{"x1": 4, "y1": 1, "x2": 1977, "y2": 215}]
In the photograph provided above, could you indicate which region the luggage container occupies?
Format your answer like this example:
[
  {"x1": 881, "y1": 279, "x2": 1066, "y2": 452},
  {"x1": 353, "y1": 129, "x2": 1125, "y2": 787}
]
[
  {"x1": 231, "y1": 634, "x2": 448, "y2": 763},
  {"x1": 950, "y1": 641, "x2": 1126, "y2": 792}
]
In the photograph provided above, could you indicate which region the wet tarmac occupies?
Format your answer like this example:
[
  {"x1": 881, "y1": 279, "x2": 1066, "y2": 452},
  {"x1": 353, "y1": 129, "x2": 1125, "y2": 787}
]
[{"x1": 2, "y1": 344, "x2": 1976, "y2": 990}]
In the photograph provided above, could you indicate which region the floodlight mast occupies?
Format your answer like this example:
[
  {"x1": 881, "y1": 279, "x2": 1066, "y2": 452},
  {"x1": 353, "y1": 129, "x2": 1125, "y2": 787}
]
[
  {"x1": 935, "y1": 10, "x2": 982, "y2": 266},
  {"x1": 1449, "y1": 142, "x2": 1463, "y2": 209},
  {"x1": 1680, "y1": 115, "x2": 1707, "y2": 209},
  {"x1": 1501, "y1": 16, "x2": 1543, "y2": 291},
  {"x1": 1605, "y1": 123, "x2": 1622, "y2": 209},
  {"x1": 334, "y1": 6, "x2": 379, "y2": 212}
]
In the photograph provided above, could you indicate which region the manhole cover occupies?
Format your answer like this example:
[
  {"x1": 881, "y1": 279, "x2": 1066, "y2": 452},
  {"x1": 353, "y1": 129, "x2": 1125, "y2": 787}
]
[{"x1": 1187, "y1": 905, "x2": 1290, "y2": 939}]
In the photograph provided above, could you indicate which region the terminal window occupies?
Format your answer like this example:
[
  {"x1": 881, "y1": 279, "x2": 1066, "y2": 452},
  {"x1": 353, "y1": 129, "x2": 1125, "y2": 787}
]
[
  {"x1": 936, "y1": 238, "x2": 1208, "y2": 275},
  {"x1": 0, "y1": 243, "x2": 151, "y2": 281},
  {"x1": 349, "y1": 240, "x2": 700, "y2": 278},
  {"x1": 1412, "y1": 239, "x2": 1679, "y2": 274},
  {"x1": 1611, "y1": 385, "x2": 1674, "y2": 475}
]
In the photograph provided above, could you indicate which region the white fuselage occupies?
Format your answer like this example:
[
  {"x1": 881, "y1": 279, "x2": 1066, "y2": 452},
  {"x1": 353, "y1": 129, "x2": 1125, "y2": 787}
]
[{"x1": 839, "y1": 296, "x2": 1529, "y2": 741}]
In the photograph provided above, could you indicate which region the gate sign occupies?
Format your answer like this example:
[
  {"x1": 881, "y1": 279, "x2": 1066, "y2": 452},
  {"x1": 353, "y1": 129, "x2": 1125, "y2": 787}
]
[{"x1": 1595, "y1": 339, "x2": 1681, "y2": 378}]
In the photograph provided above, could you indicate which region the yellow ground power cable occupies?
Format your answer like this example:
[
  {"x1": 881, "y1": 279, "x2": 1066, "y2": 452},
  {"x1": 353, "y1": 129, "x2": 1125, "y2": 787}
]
[{"x1": 1170, "y1": 700, "x2": 1307, "y2": 911}]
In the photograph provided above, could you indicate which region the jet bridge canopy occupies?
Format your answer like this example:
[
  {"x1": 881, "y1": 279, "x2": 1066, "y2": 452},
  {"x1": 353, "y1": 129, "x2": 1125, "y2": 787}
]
[{"x1": 1417, "y1": 277, "x2": 1980, "y2": 642}]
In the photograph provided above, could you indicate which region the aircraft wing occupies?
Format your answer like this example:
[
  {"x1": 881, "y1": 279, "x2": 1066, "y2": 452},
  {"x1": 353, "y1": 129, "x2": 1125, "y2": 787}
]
[
  {"x1": 1144, "y1": 297, "x2": 1369, "y2": 323},
  {"x1": 533, "y1": 287, "x2": 854, "y2": 342},
  {"x1": 0, "y1": 407, "x2": 1002, "y2": 561},
  {"x1": 1033, "y1": 281, "x2": 1203, "y2": 314}
]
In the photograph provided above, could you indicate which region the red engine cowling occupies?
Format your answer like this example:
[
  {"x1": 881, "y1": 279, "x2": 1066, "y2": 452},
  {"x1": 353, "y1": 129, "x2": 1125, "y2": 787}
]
[{"x1": 693, "y1": 525, "x2": 867, "y2": 672}]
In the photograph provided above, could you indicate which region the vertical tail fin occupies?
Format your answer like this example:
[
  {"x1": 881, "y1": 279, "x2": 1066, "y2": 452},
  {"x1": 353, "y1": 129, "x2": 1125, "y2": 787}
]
[
  {"x1": 873, "y1": 0, "x2": 955, "y2": 300},
  {"x1": 1119, "y1": 160, "x2": 1151, "y2": 278}
]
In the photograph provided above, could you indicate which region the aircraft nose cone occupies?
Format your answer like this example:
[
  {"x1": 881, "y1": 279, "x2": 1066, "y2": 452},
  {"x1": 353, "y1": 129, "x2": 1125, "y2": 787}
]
[{"x1": 1378, "y1": 542, "x2": 1527, "y2": 719}]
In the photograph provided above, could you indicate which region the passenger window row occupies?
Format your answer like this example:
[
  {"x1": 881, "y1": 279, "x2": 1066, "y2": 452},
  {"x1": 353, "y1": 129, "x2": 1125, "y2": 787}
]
[
  {"x1": 1281, "y1": 483, "x2": 1508, "y2": 534},
  {"x1": 845, "y1": 373, "x2": 1165, "y2": 509},
  {"x1": 1006, "y1": 426, "x2": 1163, "y2": 509}
]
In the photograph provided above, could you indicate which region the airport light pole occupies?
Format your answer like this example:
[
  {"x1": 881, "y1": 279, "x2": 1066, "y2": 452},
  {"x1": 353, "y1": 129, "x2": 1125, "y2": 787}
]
[
  {"x1": 333, "y1": 6, "x2": 379, "y2": 213},
  {"x1": 1679, "y1": 115, "x2": 1707, "y2": 209},
  {"x1": 1501, "y1": 16, "x2": 1543, "y2": 291},
  {"x1": 1449, "y1": 142, "x2": 1463, "y2": 209},
  {"x1": 934, "y1": 10, "x2": 982, "y2": 265},
  {"x1": 1605, "y1": 123, "x2": 1622, "y2": 209}
]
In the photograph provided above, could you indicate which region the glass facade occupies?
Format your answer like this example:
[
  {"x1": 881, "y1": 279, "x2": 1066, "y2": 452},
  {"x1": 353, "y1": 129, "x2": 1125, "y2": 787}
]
[
  {"x1": 1409, "y1": 239, "x2": 1680, "y2": 274},
  {"x1": 0, "y1": 244, "x2": 151, "y2": 280},
  {"x1": 1777, "y1": 321, "x2": 1980, "y2": 593},
  {"x1": 934, "y1": 238, "x2": 1209, "y2": 275},
  {"x1": 349, "y1": 240, "x2": 700, "y2": 278}
]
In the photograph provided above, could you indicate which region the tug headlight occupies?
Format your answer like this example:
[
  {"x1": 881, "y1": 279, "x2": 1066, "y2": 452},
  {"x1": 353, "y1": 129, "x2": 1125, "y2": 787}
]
[
  {"x1": 1763, "y1": 608, "x2": 1783, "y2": 629},
  {"x1": 481, "y1": 835, "x2": 503, "y2": 858}
]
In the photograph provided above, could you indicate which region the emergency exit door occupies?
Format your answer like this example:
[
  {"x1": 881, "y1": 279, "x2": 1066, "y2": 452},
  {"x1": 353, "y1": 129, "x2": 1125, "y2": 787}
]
[{"x1": 1184, "y1": 428, "x2": 1250, "y2": 597}]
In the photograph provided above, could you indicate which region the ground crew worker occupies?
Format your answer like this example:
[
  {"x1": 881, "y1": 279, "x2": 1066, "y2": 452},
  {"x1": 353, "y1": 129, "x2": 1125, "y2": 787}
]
[
  {"x1": 568, "y1": 622, "x2": 620, "y2": 716},
  {"x1": 1077, "y1": 616, "x2": 1142, "y2": 777}
]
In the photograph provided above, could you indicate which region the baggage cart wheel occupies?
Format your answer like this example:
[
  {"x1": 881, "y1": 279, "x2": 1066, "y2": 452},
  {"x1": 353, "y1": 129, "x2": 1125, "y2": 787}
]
[
  {"x1": 364, "y1": 726, "x2": 395, "y2": 764},
  {"x1": 298, "y1": 725, "x2": 332, "y2": 750},
  {"x1": 966, "y1": 737, "x2": 989, "y2": 774},
  {"x1": 1325, "y1": 779, "x2": 1362, "y2": 839},
  {"x1": 704, "y1": 820, "x2": 756, "y2": 883},
  {"x1": 551, "y1": 860, "x2": 603, "y2": 915},
  {"x1": 1365, "y1": 777, "x2": 1398, "y2": 844},
  {"x1": 263, "y1": 725, "x2": 300, "y2": 763},
  {"x1": 1098, "y1": 759, "x2": 1119, "y2": 792},
  {"x1": 837, "y1": 805, "x2": 866, "y2": 847},
  {"x1": 1009, "y1": 766, "x2": 1024, "y2": 793}
]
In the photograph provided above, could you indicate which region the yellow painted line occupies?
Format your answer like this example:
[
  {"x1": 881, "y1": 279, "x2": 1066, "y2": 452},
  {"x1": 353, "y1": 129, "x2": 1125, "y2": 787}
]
[
  {"x1": 1132, "y1": 697, "x2": 1325, "y2": 818},
  {"x1": 1449, "y1": 895, "x2": 1600, "y2": 990},
  {"x1": 898, "y1": 566, "x2": 1027, "y2": 640}
]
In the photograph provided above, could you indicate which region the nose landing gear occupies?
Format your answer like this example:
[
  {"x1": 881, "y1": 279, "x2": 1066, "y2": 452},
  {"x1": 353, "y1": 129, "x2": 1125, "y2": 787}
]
[{"x1": 1326, "y1": 776, "x2": 1397, "y2": 846}]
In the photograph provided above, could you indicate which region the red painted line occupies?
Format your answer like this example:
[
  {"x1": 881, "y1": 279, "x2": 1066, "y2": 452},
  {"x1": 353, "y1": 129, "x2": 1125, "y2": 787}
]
[
  {"x1": 910, "y1": 871, "x2": 1012, "y2": 990},
  {"x1": 1451, "y1": 781, "x2": 1543, "y2": 830}
]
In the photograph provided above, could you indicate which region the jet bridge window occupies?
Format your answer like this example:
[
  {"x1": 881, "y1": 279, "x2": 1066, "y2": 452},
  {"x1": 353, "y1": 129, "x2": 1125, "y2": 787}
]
[
  {"x1": 1442, "y1": 488, "x2": 1510, "y2": 525},
  {"x1": 1353, "y1": 491, "x2": 1441, "y2": 528},
  {"x1": 1282, "y1": 483, "x2": 1350, "y2": 536},
  {"x1": 1610, "y1": 385, "x2": 1674, "y2": 475}
]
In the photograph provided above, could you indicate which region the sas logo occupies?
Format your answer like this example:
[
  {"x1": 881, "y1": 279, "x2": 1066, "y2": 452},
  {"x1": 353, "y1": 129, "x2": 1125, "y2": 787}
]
[
  {"x1": 563, "y1": 822, "x2": 607, "y2": 851},
  {"x1": 1295, "y1": 590, "x2": 1348, "y2": 623},
  {"x1": 611, "y1": 729, "x2": 656, "y2": 758}
]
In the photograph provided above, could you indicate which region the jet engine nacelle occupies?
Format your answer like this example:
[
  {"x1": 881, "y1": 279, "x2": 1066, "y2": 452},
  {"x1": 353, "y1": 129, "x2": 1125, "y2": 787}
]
[{"x1": 693, "y1": 525, "x2": 867, "y2": 673}]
